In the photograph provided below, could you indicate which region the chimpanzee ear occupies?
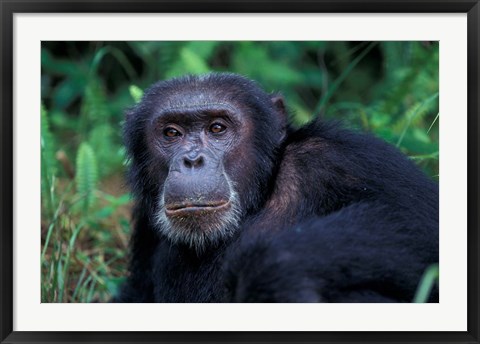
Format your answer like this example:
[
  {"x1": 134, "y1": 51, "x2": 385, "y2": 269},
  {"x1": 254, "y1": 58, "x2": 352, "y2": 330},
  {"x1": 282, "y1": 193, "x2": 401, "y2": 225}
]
[
  {"x1": 270, "y1": 93, "x2": 287, "y2": 142},
  {"x1": 271, "y1": 93, "x2": 286, "y2": 116}
]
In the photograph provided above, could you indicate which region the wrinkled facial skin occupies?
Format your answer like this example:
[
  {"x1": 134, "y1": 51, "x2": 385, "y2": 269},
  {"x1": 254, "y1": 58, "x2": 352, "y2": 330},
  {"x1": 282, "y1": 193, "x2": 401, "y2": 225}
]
[{"x1": 147, "y1": 103, "x2": 252, "y2": 250}]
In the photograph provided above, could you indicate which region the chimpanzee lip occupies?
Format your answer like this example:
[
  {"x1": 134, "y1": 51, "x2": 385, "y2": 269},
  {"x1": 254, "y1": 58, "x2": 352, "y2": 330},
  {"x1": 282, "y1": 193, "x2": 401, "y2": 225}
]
[{"x1": 165, "y1": 200, "x2": 230, "y2": 216}]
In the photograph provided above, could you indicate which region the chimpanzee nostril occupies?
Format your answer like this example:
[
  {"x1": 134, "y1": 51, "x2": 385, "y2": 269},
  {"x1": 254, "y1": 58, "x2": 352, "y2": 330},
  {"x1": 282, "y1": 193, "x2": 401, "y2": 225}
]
[{"x1": 183, "y1": 155, "x2": 205, "y2": 169}]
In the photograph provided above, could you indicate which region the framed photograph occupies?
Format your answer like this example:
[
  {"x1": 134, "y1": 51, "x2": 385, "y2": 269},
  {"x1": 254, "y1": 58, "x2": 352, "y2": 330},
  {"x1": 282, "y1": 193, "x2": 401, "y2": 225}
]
[{"x1": 1, "y1": 1, "x2": 478, "y2": 343}]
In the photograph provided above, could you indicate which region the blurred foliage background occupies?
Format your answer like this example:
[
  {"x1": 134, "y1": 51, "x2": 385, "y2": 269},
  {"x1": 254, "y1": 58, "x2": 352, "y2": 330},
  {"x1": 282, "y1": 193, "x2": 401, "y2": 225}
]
[{"x1": 41, "y1": 41, "x2": 439, "y2": 303}]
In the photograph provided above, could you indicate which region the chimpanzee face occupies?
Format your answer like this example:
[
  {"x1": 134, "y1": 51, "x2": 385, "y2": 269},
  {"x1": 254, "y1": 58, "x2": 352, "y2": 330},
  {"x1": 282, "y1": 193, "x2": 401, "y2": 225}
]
[
  {"x1": 125, "y1": 74, "x2": 286, "y2": 251},
  {"x1": 148, "y1": 102, "x2": 250, "y2": 250}
]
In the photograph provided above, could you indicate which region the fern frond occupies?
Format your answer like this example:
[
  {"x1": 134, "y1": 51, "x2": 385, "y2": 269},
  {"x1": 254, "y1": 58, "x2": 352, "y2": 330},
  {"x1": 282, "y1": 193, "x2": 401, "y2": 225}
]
[
  {"x1": 88, "y1": 124, "x2": 123, "y2": 177},
  {"x1": 80, "y1": 78, "x2": 109, "y2": 135},
  {"x1": 75, "y1": 142, "x2": 98, "y2": 212},
  {"x1": 41, "y1": 105, "x2": 57, "y2": 214}
]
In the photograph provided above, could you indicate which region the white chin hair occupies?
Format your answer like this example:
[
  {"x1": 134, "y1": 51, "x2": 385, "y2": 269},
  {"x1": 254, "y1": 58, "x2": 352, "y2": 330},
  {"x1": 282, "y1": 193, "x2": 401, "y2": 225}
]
[{"x1": 154, "y1": 193, "x2": 242, "y2": 252}]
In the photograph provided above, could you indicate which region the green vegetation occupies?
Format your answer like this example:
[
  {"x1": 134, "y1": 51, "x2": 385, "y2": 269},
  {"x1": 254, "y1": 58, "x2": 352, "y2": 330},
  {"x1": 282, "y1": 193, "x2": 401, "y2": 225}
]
[{"x1": 41, "y1": 41, "x2": 439, "y2": 302}]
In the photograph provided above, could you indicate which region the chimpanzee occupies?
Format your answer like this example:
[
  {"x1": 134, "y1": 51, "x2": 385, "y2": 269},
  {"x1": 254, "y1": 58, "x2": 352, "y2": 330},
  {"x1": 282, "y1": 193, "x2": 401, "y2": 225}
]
[{"x1": 113, "y1": 72, "x2": 438, "y2": 303}]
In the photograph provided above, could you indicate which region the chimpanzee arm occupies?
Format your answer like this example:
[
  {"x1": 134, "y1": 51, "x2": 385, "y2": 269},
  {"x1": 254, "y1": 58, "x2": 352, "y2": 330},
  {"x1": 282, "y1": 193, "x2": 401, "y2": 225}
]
[
  {"x1": 225, "y1": 201, "x2": 439, "y2": 303},
  {"x1": 112, "y1": 211, "x2": 157, "y2": 303}
]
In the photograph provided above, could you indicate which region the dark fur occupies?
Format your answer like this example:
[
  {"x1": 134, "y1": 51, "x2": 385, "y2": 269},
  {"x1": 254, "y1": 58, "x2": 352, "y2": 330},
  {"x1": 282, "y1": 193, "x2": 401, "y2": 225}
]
[{"x1": 113, "y1": 73, "x2": 438, "y2": 303}]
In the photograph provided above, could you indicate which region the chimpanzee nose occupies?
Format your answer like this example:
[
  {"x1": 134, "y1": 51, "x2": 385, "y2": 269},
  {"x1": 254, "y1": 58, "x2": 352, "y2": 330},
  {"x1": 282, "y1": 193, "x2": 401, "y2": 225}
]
[{"x1": 183, "y1": 154, "x2": 205, "y2": 169}]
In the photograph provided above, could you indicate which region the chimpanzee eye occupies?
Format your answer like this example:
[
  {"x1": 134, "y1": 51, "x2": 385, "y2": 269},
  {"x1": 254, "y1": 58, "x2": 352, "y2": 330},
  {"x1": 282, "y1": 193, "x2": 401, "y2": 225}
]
[
  {"x1": 164, "y1": 127, "x2": 181, "y2": 138},
  {"x1": 209, "y1": 123, "x2": 226, "y2": 134}
]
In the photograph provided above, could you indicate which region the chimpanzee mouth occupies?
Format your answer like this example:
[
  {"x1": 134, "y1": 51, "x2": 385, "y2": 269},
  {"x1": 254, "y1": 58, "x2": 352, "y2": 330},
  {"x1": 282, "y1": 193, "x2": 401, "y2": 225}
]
[{"x1": 165, "y1": 200, "x2": 231, "y2": 216}]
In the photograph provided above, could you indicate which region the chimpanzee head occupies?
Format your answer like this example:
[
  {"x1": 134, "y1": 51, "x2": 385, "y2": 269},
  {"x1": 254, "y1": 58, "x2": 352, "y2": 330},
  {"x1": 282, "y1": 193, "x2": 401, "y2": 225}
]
[{"x1": 124, "y1": 73, "x2": 287, "y2": 250}]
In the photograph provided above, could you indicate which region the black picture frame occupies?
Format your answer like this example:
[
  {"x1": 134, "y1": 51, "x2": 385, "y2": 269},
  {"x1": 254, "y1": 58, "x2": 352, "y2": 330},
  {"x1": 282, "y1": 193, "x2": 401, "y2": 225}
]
[{"x1": 1, "y1": 1, "x2": 479, "y2": 343}]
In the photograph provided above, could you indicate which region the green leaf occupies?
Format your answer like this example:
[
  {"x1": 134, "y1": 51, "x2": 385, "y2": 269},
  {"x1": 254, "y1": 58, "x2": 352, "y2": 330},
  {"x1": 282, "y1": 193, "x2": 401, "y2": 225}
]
[
  {"x1": 414, "y1": 264, "x2": 439, "y2": 303},
  {"x1": 105, "y1": 277, "x2": 127, "y2": 295},
  {"x1": 129, "y1": 85, "x2": 144, "y2": 103},
  {"x1": 41, "y1": 105, "x2": 57, "y2": 215},
  {"x1": 179, "y1": 47, "x2": 210, "y2": 74},
  {"x1": 75, "y1": 142, "x2": 99, "y2": 212},
  {"x1": 88, "y1": 124, "x2": 122, "y2": 177}
]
